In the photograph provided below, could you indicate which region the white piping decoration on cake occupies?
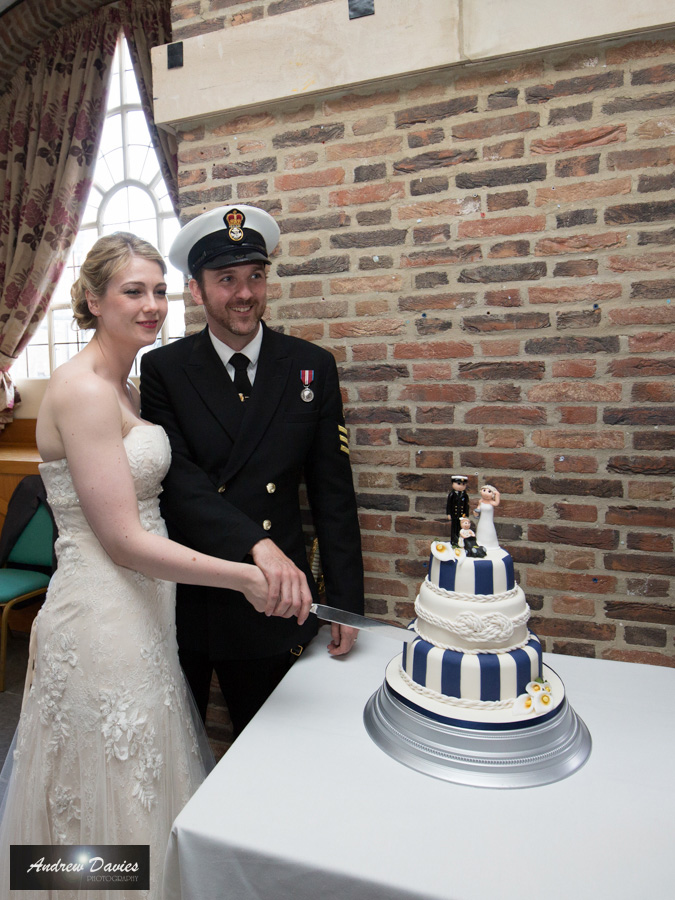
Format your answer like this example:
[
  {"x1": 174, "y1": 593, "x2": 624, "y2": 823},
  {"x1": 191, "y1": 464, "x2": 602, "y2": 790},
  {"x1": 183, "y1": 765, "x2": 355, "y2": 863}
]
[
  {"x1": 397, "y1": 665, "x2": 516, "y2": 709},
  {"x1": 397, "y1": 668, "x2": 554, "y2": 717},
  {"x1": 414, "y1": 597, "x2": 530, "y2": 642},
  {"x1": 410, "y1": 618, "x2": 532, "y2": 654},
  {"x1": 422, "y1": 578, "x2": 521, "y2": 604}
]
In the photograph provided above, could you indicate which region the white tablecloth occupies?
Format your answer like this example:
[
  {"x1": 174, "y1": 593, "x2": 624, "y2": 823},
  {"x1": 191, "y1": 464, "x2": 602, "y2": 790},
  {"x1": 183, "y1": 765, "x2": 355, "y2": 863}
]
[{"x1": 164, "y1": 630, "x2": 675, "y2": 900}]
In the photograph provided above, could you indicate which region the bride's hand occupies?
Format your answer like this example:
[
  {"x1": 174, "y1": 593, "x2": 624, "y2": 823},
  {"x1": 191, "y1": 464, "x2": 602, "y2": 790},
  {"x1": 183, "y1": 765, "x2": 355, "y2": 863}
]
[
  {"x1": 239, "y1": 565, "x2": 270, "y2": 614},
  {"x1": 237, "y1": 554, "x2": 314, "y2": 625}
]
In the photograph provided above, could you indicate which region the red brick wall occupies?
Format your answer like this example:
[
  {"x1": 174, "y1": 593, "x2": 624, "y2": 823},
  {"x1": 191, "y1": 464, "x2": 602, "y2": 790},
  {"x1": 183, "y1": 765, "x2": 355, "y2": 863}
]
[
  {"x1": 171, "y1": 0, "x2": 334, "y2": 38},
  {"x1": 171, "y1": 5, "x2": 675, "y2": 666}
]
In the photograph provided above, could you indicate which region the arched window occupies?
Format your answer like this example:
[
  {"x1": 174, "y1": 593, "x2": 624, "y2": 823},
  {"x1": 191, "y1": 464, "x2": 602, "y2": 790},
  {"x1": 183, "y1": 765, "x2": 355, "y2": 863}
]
[{"x1": 15, "y1": 34, "x2": 184, "y2": 378}]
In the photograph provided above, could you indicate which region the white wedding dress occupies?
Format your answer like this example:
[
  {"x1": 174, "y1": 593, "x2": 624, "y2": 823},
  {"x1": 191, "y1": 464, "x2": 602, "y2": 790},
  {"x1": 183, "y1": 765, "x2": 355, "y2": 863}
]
[
  {"x1": 0, "y1": 426, "x2": 210, "y2": 899},
  {"x1": 475, "y1": 501, "x2": 500, "y2": 550}
]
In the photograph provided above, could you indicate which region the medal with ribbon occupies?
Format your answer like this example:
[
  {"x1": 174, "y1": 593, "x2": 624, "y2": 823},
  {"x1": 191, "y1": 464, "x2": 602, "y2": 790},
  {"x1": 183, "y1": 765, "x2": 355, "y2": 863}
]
[{"x1": 300, "y1": 370, "x2": 314, "y2": 402}]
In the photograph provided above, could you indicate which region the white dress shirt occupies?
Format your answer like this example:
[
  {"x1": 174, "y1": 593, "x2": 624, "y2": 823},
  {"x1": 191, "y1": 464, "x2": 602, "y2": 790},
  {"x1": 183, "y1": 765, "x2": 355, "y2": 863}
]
[{"x1": 208, "y1": 325, "x2": 263, "y2": 387}]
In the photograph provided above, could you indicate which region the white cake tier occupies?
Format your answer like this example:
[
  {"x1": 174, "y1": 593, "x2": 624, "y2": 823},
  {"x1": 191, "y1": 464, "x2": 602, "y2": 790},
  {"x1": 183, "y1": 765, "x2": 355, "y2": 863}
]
[
  {"x1": 418, "y1": 547, "x2": 529, "y2": 652},
  {"x1": 385, "y1": 656, "x2": 565, "y2": 728},
  {"x1": 401, "y1": 631, "x2": 543, "y2": 703},
  {"x1": 428, "y1": 545, "x2": 515, "y2": 594}
]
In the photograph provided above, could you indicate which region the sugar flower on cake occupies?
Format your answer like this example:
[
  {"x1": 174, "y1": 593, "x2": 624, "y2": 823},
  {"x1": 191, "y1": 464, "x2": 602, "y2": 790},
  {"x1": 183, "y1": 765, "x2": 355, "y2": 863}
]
[
  {"x1": 532, "y1": 690, "x2": 554, "y2": 713},
  {"x1": 513, "y1": 693, "x2": 535, "y2": 714},
  {"x1": 430, "y1": 540, "x2": 454, "y2": 561},
  {"x1": 527, "y1": 679, "x2": 553, "y2": 713},
  {"x1": 526, "y1": 679, "x2": 552, "y2": 697},
  {"x1": 513, "y1": 679, "x2": 554, "y2": 715}
]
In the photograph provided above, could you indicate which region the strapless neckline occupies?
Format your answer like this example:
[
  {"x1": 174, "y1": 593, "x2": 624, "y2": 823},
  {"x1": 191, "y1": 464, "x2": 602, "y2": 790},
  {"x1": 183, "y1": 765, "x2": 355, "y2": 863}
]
[{"x1": 40, "y1": 423, "x2": 163, "y2": 468}]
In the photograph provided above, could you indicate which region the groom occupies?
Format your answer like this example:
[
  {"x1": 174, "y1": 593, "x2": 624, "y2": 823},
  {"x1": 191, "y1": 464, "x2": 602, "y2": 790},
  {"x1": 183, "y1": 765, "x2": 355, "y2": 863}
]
[{"x1": 140, "y1": 205, "x2": 364, "y2": 736}]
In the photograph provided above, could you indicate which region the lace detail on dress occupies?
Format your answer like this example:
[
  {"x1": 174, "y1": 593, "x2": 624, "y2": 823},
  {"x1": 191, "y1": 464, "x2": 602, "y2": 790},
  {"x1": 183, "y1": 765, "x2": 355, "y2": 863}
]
[
  {"x1": 50, "y1": 784, "x2": 82, "y2": 844},
  {"x1": 38, "y1": 630, "x2": 79, "y2": 756},
  {"x1": 141, "y1": 627, "x2": 180, "y2": 713},
  {"x1": 138, "y1": 626, "x2": 200, "y2": 759},
  {"x1": 41, "y1": 425, "x2": 171, "y2": 509},
  {"x1": 99, "y1": 688, "x2": 164, "y2": 811}
]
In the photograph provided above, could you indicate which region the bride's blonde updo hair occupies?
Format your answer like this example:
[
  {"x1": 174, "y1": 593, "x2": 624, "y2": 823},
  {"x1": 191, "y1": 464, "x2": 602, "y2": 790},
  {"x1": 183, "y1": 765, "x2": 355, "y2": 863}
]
[{"x1": 71, "y1": 232, "x2": 166, "y2": 330}]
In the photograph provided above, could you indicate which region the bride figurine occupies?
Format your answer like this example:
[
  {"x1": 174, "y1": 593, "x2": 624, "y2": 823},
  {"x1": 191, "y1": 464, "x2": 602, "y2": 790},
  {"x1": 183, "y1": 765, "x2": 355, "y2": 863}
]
[{"x1": 474, "y1": 484, "x2": 501, "y2": 550}]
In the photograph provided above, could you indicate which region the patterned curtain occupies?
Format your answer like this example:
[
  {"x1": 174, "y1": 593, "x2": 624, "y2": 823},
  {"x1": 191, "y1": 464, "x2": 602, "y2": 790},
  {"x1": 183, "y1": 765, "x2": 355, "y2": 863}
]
[
  {"x1": 0, "y1": 8, "x2": 121, "y2": 427},
  {"x1": 122, "y1": 0, "x2": 178, "y2": 217}
]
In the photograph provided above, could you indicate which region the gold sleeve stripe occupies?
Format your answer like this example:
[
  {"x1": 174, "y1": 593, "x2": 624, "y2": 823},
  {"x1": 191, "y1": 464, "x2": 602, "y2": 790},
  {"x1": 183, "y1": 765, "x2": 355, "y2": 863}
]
[{"x1": 339, "y1": 424, "x2": 350, "y2": 455}]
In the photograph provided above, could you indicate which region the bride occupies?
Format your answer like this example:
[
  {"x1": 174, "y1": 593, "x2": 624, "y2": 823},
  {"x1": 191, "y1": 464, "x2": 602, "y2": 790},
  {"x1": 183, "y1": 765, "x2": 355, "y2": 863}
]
[
  {"x1": 474, "y1": 484, "x2": 501, "y2": 550},
  {"x1": 0, "y1": 233, "x2": 313, "y2": 899}
]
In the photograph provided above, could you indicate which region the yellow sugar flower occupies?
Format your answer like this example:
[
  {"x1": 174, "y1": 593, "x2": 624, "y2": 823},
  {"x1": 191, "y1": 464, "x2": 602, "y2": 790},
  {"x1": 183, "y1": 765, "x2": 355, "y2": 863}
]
[
  {"x1": 514, "y1": 693, "x2": 535, "y2": 714},
  {"x1": 430, "y1": 540, "x2": 454, "y2": 562},
  {"x1": 533, "y1": 691, "x2": 553, "y2": 713}
]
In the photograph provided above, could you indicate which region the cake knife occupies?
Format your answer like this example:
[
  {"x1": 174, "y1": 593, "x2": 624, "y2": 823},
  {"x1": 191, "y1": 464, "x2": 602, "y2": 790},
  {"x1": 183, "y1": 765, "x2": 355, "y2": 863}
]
[{"x1": 310, "y1": 603, "x2": 417, "y2": 642}]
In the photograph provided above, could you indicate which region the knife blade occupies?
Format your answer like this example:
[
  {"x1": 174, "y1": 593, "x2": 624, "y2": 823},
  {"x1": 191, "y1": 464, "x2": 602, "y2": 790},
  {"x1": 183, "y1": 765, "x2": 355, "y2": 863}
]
[{"x1": 310, "y1": 603, "x2": 417, "y2": 643}]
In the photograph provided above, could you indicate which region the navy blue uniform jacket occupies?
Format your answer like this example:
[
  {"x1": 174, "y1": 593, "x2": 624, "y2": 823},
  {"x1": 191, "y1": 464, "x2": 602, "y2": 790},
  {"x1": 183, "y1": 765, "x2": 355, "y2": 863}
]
[{"x1": 140, "y1": 322, "x2": 364, "y2": 660}]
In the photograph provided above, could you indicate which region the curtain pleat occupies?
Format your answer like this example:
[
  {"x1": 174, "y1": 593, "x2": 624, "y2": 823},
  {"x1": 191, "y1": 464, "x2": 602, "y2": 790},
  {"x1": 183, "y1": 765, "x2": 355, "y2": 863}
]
[{"x1": 0, "y1": 7, "x2": 121, "y2": 425}]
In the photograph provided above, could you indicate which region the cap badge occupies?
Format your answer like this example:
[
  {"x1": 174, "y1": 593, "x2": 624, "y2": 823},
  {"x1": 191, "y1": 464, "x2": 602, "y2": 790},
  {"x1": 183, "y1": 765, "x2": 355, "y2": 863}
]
[{"x1": 225, "y1": 208, "x2": 245, "y2": 242}]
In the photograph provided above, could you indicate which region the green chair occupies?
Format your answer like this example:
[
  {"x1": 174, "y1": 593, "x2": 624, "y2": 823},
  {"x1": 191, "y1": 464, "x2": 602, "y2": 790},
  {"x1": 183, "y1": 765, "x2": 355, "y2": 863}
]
[{"x1": 0, "y1": 501, "x2": 54, "y2": 692}]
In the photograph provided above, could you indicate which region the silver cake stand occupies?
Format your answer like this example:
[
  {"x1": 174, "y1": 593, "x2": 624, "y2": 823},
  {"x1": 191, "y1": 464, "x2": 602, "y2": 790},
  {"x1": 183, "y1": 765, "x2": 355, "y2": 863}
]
[{"x1": 364, "y1": 671, "x2": 592, "y2": 790}]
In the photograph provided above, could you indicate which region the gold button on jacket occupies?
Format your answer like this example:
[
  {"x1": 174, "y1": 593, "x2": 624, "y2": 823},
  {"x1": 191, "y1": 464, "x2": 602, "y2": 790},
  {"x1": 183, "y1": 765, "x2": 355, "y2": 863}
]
[
  {"x1": 266, "y1": 482, "x2": 276, "y2": 493},
  {"x1": 262, "y1": 519, "x2": 272, "y2": 531}
]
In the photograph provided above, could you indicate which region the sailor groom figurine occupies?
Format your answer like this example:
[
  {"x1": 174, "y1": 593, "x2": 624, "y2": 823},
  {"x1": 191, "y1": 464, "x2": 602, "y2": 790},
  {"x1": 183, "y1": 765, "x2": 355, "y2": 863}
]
[
  {"x1": 446, "y1": 474, "x2": 470, "y2": 546},
  {"x1": 140, "y1": 205, "x2": 364, "y2": 736}
]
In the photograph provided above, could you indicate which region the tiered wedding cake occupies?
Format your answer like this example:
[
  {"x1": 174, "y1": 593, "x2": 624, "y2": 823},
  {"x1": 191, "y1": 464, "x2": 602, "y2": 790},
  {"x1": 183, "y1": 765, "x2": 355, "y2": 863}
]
[
  {"x1": 385, "y1": 537, "x2": 564, "y2": 728},
  {"x1": 364, "y1": 479, "x2": 591, "y2": 787}
]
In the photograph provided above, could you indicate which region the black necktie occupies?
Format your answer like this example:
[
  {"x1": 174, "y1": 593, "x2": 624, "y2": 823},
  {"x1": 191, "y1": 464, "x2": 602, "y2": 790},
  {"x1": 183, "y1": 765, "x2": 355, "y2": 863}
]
[{"x1": 230, "y1": 353, "x2": 252, "y2": 402}]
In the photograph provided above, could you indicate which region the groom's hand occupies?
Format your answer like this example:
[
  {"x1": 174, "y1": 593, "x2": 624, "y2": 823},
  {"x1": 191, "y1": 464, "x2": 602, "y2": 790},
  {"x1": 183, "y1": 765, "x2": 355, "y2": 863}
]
[
  {"x1": 327, "y1": 623, "x2": 358, "y2": 656},
  {"x1": 251, "y1": 538, "x2": 313, "y2": 625}
]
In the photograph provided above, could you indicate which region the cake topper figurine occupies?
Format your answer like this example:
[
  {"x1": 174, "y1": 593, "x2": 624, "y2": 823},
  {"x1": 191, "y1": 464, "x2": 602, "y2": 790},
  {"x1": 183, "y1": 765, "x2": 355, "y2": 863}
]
[
  {"x1": 474, "y1": 484, "x2": 500, "y2": 550},
  {"x1": 446, "y1": 474, "x2": 469, "y2": 546},
  {"x1": 458, "y1": 516, "x2": 487, "y2": 558}
]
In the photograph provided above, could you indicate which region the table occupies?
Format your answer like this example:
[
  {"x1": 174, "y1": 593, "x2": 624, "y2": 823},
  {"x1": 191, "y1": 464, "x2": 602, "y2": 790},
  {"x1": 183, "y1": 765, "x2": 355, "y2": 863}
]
[{"x1": 164, "y1": 630, "x2": 675, "y2": 900}]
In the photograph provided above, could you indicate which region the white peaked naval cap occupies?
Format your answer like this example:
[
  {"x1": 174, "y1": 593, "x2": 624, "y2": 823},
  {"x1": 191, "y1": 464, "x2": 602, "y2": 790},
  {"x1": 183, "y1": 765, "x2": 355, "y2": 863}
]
[{"x1": 169, "y1": 205, "x2": 281, "y2": 277}]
